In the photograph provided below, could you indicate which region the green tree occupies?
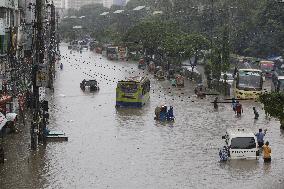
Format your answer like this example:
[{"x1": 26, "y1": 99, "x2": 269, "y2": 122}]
[
  {"x1": 259, "y1": 92, "x2": 284, "y2": 129},
  {"x1": 220, "y1": 25, "x2": 230, "y2": 72},
  {"x1": 123, "y1": 20, "x2": 177, "y2": 57}
]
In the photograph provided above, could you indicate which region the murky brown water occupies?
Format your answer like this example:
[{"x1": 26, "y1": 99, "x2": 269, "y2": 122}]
[{"x1": 1, "y1": 44, "x2": 284, "y2": 189}]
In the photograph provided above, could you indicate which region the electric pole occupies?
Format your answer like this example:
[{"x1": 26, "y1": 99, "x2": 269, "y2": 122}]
[
  {"x1": 31, "y1": 0, "x2": 45, "y2": 149},
  {"x1": 48, "y1": 3, "x2": 56, "y2": 91}
]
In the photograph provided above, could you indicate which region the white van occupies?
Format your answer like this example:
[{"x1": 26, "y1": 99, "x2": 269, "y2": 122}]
[{"x1": 221, "y1": 128, "x2": 259, "y2": 160}]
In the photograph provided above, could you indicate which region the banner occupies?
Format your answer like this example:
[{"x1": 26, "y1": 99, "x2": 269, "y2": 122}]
[
  {"x1": 39, "y1": 87, "x2": 46, "y2": 102},
  {"x1": 36, "y1": 65, "x2": 49, "y2": 87}
]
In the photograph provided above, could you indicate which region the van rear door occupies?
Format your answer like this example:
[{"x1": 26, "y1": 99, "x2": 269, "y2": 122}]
[{"x1": 229, "y1": 137, "x2": 258, "y2": 159}]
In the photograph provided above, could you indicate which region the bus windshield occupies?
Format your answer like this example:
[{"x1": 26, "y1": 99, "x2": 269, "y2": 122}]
[
  {"x1": 118, "y1": 82, "x2": 138, "y2": 93},
  {"x1": 237, "y1": 71, "x2": 262, "y2": 90},
  {"x1": 231, "y1": 137, "x2": 256, "y2": 149}
]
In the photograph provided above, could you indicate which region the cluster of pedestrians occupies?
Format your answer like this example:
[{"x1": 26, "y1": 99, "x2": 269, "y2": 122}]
[
  {"x1": 231, "y1": 98, "x2": 243, "y2": 117},
  {"x1": 255, "y1": 128, "x2": 272, "y2": 162},
  {"x1": 213, "y1": 97, "x2": 260, "y2": 119},
  {"x1": 231, "y1": 98, "x2": 259, "y2": 119}
]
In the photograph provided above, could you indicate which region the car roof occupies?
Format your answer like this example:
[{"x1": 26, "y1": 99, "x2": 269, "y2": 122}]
[
  {"x1": 239, "y1": 69, "x2": 262, "y2": 72},
  {"x1": 226, "y1": 128, "x2": 255, "y2": 138}
]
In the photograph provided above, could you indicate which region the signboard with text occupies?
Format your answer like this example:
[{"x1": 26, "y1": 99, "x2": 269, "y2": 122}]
[
  {"x1": 36, "y1": 65, "x2": 49, "y2": 87},
  {"x1": 39, "y1": 87, "x2": 46, "y2": 102}
]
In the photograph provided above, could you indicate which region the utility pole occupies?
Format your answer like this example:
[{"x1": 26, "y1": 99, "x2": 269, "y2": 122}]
[
  {"x1": 31, "y1": 0, "x2": 45, "y2": 149},
  {"x1": 48, "y1": 3, "x2": 56, "y2": 91},
  {"x1": 36, "y1": 0, "x2": 45, "y2": 144}
]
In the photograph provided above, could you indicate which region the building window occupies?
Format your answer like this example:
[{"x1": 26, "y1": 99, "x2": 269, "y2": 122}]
[{"x1": 0, "y1": 8, "x2": 6, "y2": 19}]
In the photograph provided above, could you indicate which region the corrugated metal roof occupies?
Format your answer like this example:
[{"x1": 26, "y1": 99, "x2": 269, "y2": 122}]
[
  {"x1": 133, "y1": 6, "x2": 145, "y2": 11},
  {"x1": 153, "y1": 11, "x2": 163, "y2": 15},
  {"x1": 100, "y1": 12, "x2": 109, "y2": 16},
  {"x1": 113, "y1": 10, "x2": 124, "y2": 14},
  {"x1": 73, "y1": 26, "x2": 82, "y2": 29}
]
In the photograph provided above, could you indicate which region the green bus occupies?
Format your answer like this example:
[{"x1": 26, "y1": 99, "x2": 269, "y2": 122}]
[{"x1": 116, "y1": 76, "x2": 150, "y2": 108}]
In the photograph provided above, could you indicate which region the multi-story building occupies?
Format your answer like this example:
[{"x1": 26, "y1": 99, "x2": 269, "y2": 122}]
[
  {"x1": 0, "y1": 0, "x2": 20, "y2": 56},
  {"x1": 0, "y1": 0, "x2": 24, "y2": 88},
  {"x1": 68, "y1": 0, "x2": 103, "y2": 10},
  {"x1": 53, "y1": 0, "x2": 67, "y2": 9},
  {"x1": 103, "y1": 0, "x2": 113, "y2": 8},
  {"x1": 113, "y1": 0, "x2": 126, "y2": 7}
]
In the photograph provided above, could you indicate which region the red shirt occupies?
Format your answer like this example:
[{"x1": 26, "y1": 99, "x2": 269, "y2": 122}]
[{"x1": 236, "y1": 104, "x2": 242, "y2": 113}]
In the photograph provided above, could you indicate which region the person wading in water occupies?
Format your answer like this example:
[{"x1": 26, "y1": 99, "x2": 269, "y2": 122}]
[
  {"x1": 263, "y1": 141, "x2": 271, "y2": 163},
  {"x1": 255, "y1": 128, "x2": 267, "y2": 147},
  {"x1": 213, "y1": 97, "x2": 218, "y2": 110},
  {"x1": 253, "y1": 107, "x2": 259, "y2": 119},
  {"x1": 235, "y1": 101, "x2": 243, "y2": 117}
]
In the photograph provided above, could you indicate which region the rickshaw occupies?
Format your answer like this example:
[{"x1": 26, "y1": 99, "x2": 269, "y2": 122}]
[
  {"x1": 167, "y1": 69, "x2": 175, "y2": 80},
  {"x1": 154, "y1": 105, "x2": 175, "y2": 122},
  {"x1": 155, "y1": 70, "x2": 166, "y2": 80},
  {"x1": 138, "y1": 59, "x2": 146, "y2": 69},
  {"x1": 175, "y1": 74, "x2": 184, "y2": 87},
  {"x1": 148, "y1": 62, "x2": 156, "y2": 72},
  {"x1": 80, "y1": 79, "x2": 99, "y2": 92}
]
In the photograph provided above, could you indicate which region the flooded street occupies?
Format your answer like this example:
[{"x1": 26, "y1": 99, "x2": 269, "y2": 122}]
[{"x1": 1, "y1": 44, "x2": 284, "y2": 189}]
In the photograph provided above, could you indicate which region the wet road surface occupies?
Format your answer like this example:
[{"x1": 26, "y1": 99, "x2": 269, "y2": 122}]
[{"x1": 1, "y1": 44, "x2": 284, "y2": 189}]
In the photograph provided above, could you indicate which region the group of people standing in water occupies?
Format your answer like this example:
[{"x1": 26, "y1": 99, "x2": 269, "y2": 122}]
[{"x1": 213, "y1": 97, "x2": 260, "y2": 120}]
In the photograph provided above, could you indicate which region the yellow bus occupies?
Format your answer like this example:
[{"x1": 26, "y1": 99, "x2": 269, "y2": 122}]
[
  {"x1": 234, "y1": 69, "x2": 263, "y2": 99},
  {"x1": 116, "y1": 76, "x2": 150, "y2": 108}
]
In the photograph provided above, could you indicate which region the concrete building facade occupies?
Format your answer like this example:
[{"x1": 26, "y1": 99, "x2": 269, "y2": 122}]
[
  {"x1": 103, "y1": 0, "x2": 113, "y2": 8},
  {"x1": 68, "y1": 0, "x2": 103, "y2": 9},
  {"x1": 113, "y1": 0, "x2": 126, "y2": 7}
]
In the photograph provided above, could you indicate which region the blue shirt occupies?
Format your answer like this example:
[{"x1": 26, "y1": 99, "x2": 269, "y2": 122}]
[{"x1": 255, "y1": 132, "x2": 265, "y2": 143}]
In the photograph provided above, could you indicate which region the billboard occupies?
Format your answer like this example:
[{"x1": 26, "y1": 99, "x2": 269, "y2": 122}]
[{"x1": 36, "y1": 65, "x2": 49, "y2": 87}]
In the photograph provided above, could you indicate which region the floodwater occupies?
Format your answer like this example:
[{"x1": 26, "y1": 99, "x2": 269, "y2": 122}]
[{"x1": 1, "y1": 44, "x2": 284, "y2": 189}]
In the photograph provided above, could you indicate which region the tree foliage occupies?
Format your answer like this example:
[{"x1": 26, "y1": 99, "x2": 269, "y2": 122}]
[
  {"x1": 59, "y1": 0, "x2": 284, "y2": 58},
  {"x1": 259, "y1": 92, "x2": 284, "y2": 127}
]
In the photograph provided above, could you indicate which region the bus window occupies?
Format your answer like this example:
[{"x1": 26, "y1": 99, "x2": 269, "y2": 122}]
[{"x1": 119, "y1": 83, "x2": 138, "y2": 93}]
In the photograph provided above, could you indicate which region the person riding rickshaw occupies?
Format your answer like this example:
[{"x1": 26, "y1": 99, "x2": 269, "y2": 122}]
[{"x1": 154, "y1": 105, "x2": 175, "y2": 121}]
